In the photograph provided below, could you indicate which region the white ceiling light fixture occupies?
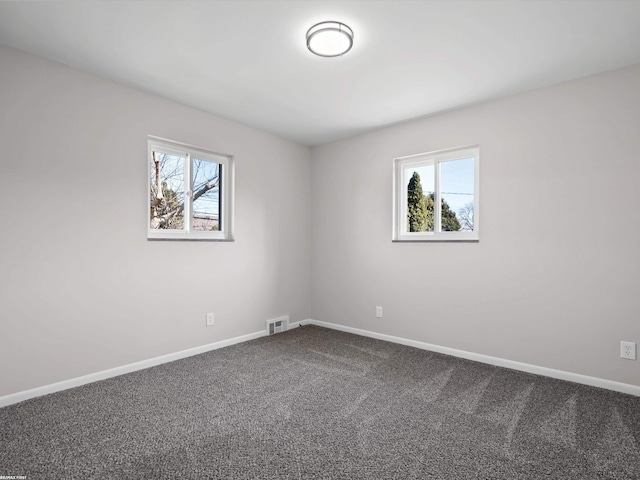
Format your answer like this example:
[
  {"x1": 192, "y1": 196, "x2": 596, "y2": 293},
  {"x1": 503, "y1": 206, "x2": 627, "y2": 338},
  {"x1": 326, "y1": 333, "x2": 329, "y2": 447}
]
[{"x1": 306, "y1": 21, "x2": 354, "y2": 57}]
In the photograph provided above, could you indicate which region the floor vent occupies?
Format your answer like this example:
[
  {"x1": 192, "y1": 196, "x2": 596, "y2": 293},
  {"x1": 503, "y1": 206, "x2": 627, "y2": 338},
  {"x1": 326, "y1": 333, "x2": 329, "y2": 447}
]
[{"x1": 266, "y1": 316, "x2": 289, "y2": 336}]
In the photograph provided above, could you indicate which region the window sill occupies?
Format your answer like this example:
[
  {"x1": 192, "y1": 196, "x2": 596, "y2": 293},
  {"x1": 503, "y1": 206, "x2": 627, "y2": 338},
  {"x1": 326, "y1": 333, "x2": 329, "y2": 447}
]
[
  {"x1": 147, "y1": 237, "x2": 235, "y2": 242},
  {"x1": 392, "y1": 238, "x2": 479, "y2": 243}
]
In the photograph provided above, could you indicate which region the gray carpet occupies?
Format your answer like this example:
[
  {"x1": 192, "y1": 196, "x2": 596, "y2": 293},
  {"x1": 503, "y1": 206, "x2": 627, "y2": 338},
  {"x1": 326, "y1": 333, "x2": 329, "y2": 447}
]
[{"x1": 1, "y1": 325, "x2": 639, "y2": 479}]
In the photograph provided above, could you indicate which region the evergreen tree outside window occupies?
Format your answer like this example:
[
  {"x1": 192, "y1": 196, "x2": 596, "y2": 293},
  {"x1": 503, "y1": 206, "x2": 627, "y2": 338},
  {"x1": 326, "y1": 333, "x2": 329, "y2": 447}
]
[
  {"x1": 393, "y1": 146, "x2": 479, "y2": 241},
  {"x1": 407, "y1": 171, "x2": 430, "y2": 232}
]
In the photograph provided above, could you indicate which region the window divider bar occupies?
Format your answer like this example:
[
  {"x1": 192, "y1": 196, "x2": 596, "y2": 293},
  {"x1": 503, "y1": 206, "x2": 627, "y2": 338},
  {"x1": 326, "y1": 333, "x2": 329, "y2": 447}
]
[{"x1": 434, "y1": 160, "x2": 441, "y2": 233}]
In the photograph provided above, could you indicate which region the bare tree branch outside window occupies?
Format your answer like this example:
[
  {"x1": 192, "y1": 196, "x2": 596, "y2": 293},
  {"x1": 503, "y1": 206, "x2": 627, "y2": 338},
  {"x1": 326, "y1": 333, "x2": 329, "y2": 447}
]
[
  {"x1": 149, "y1": 152, "x2": 222, "y2": 231},
  {"x1": 458, "y1": 202, "x2": 474, "y2": 231}
]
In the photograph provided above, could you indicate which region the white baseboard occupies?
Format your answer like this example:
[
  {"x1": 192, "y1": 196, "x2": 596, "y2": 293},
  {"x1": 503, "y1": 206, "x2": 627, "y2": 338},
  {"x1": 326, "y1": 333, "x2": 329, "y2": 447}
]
[
  {"x1": 3, "y1": 318, "x2": 637, "y2": 408},
  {"x1": 302, "y1": 319, "x2": 640, "y2": 397},
  {"x1": 0, "y1": 329, "x2": 266, "y2": 408}
]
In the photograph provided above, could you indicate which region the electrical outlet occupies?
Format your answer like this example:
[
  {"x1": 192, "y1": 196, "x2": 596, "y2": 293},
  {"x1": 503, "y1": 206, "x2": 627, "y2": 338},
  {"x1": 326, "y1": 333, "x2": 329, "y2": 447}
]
[
  {"x1": 206, "y1": 312, "x2": 215, "y2": 327},
  {"x1": 620, "y1": 341, "x2": 636, "y2": 360},
  {"x1": 376, "y1": 306, "x2": 383, "y2": 318}
]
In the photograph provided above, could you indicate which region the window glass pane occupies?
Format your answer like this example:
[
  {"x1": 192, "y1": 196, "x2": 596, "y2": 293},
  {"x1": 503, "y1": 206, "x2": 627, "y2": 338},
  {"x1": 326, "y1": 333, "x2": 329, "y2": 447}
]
[
  {"x1": 406, "y1": 164, "x2": 434, "y2": 232},
  {"x1": 149, "y1": 151, "x2": 185, "y2": 230},
  {"x1": 192, "y1": 158, "x2": 221, "y2": 232},
  {"x1": 440, "y1": 158, "x2": 474, "y2": 232}
]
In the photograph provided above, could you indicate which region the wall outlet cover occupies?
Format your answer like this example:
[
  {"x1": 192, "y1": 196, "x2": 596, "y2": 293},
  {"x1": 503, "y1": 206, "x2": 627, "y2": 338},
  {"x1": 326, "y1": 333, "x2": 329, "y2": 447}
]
[{"x1": 620, "y1": 341, "x2": 636, "y2": 360}]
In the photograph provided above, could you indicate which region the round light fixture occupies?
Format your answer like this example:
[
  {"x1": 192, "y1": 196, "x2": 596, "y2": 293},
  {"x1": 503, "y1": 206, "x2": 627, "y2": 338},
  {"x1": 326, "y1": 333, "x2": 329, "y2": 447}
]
[{"x1": 306, "y1": 21, "x2": 354, "y2": 57}]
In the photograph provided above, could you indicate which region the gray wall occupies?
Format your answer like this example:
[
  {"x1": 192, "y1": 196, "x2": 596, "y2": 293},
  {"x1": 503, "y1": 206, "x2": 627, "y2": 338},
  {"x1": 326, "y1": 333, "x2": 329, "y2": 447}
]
[
  {"x1": 311, "y1": 64, "x2": 640, "y2": 387},
  {"x1": 0, "y1": 46, "x2": 312, "y2": 397},
  {"x1": 2, "y1": 44, "x2": 638, "y2": 398}
]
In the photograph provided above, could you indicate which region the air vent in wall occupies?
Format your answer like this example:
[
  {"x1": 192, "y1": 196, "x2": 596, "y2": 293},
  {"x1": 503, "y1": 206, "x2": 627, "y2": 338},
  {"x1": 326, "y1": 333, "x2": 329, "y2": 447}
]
[{"x1": 266, "y1": 316, "x2": 289, "y2": 336}]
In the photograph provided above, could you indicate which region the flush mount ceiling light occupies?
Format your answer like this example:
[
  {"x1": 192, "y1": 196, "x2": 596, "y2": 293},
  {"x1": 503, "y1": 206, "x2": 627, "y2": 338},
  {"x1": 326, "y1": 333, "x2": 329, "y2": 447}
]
[{"x1": 306, "y1": 21, "x2": 354, "y2": 57}]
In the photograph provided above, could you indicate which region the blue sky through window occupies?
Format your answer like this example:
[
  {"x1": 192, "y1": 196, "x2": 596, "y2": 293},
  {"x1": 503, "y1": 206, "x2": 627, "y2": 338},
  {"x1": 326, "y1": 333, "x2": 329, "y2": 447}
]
[
  {"x1": 440, "y1": 157, "x2": 474, "y2": 215},
  {"x1": 192, "y1": 158, "x2": 220, "y2": 219},
  {"x1": 407, "y1": 157, "x2": 474, "y2": 215}
]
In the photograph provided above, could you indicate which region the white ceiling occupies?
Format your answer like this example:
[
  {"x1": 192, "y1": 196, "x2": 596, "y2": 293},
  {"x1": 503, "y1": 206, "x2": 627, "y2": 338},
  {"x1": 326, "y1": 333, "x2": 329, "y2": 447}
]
[{"x1": 1, "y1": 1, "x2": 640, "y2": 146}]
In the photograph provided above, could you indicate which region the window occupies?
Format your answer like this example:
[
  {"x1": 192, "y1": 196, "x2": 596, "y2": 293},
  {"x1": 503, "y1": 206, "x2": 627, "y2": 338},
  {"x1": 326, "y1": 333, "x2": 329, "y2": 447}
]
[
  {"x1": 148, "y1": 137, "x2": 234, "y2": 241},
  {"x1": 393, "y1": 145, "x2": 479, "y2": 241}
]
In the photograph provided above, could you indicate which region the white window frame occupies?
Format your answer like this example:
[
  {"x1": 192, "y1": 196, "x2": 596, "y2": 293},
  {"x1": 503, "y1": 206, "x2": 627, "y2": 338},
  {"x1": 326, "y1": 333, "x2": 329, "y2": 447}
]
[
  {"x1": 147, "y1": 136, "x2": 234, "y2": 241},
  {"x1": 393, "y1": 145, "x2": 479, "y2": 242}
]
